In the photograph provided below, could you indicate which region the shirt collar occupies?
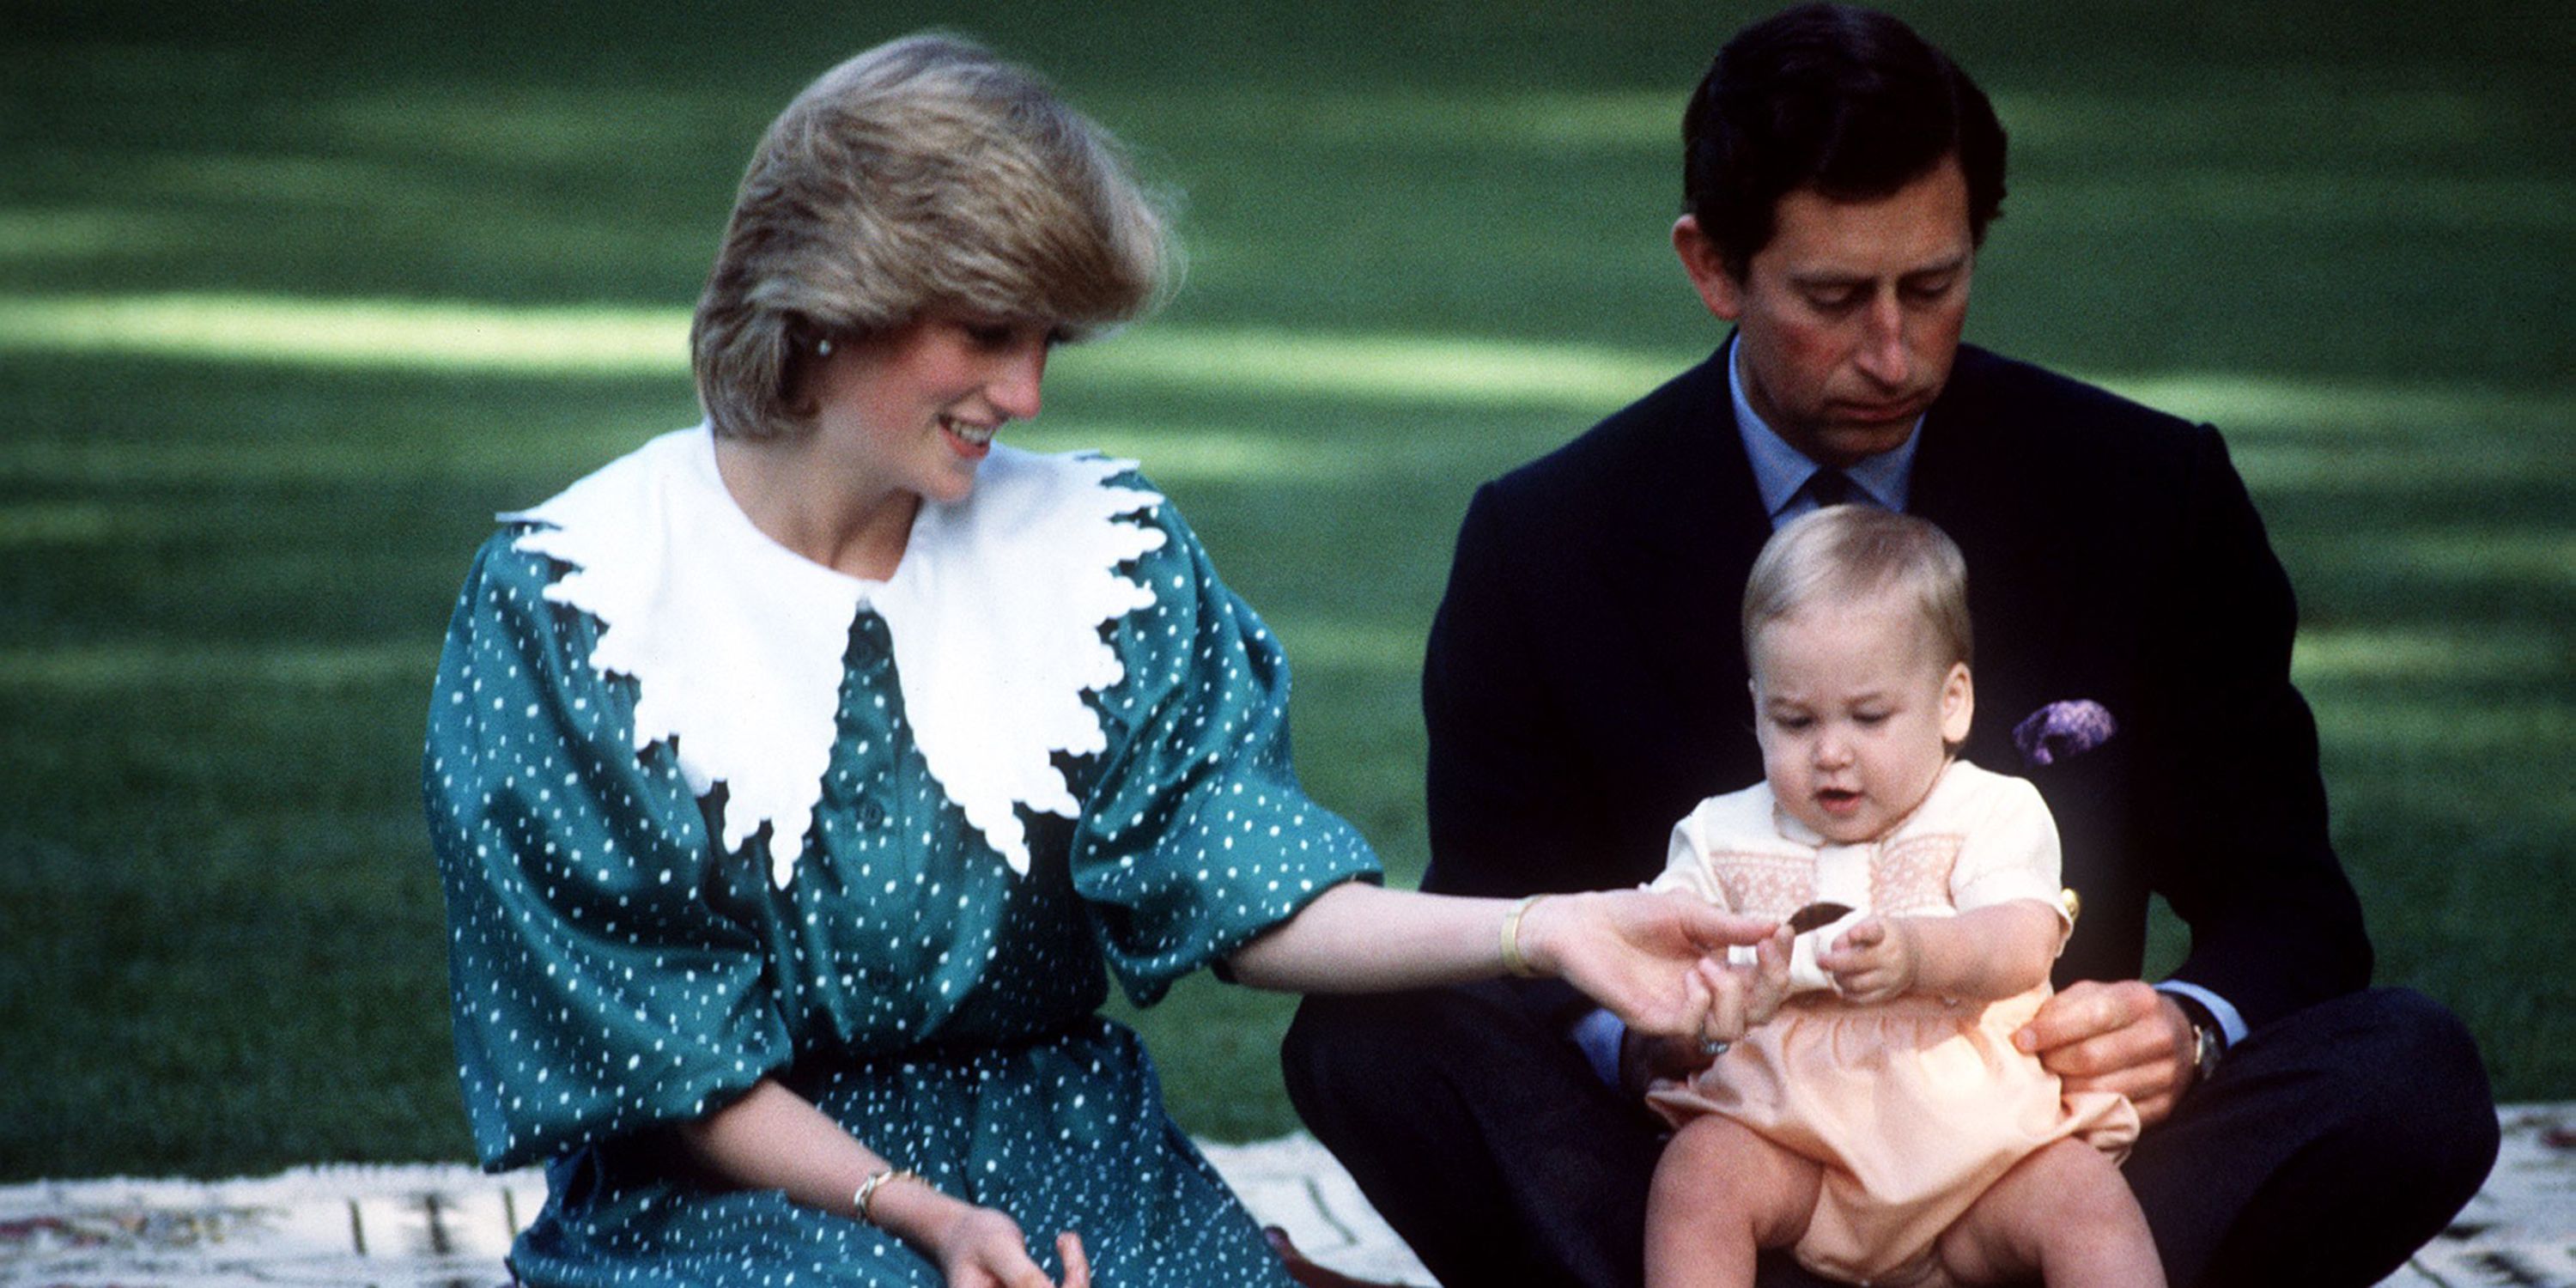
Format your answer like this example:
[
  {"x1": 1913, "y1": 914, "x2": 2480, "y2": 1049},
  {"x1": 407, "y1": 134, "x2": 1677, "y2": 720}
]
[{"x1": 1726, "y1": 335, "x2": 1922, "y2": 526}]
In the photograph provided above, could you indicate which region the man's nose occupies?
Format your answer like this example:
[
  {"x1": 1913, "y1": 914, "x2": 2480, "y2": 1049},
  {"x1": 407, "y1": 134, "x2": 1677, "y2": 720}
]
[{"x1": 1851, "y1": 294, "x2": 1910, "y2": 387}]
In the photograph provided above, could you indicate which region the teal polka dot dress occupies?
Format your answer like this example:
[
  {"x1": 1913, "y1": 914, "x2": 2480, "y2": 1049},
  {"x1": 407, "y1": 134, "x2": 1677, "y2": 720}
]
[{"x1": 423, "y1": 437, "x2": 1379, "y2": 1286}]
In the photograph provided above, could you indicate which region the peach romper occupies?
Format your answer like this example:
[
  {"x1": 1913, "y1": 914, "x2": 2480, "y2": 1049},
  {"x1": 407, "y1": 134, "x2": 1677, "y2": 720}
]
[{"x1": 1646, "y1": 761, "x2": 2138, "y2": 1286}]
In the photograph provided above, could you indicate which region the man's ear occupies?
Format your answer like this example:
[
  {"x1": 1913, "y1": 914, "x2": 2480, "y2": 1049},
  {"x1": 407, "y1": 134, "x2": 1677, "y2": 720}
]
[{"x1": 1674, "y1": 215, "x2": 1745, "y2": 321}]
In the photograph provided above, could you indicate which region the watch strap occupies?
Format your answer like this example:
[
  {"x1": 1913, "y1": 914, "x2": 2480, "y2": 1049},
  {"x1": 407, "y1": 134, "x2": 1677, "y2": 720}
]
[{"x1": 2170, "y1": 991, "x2": 2227, "y2": 1083}]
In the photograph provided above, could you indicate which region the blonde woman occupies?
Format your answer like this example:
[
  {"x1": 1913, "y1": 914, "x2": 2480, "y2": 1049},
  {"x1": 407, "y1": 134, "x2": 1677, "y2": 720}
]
[{"x1": 425, "y1": 34, "x2": 1765, "y2": 1288}]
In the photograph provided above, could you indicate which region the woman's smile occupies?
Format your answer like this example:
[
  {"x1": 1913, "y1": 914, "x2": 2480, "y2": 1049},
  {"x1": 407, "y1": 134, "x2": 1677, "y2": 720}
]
[{"x1": 939, "y1": 413, "x2": 999, "y2": 457}]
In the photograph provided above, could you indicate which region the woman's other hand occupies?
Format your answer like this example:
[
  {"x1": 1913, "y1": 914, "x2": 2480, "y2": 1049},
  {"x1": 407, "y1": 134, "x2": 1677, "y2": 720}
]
[
  {"x1": 925, "y1": 1204, "x2": 1090, "y2": 1288},
  {"x1": 1521, "y1": 889, "x2": 1778, "y2": 1036},
  {"x1": 671, "y1": 1079, "x2": 1087, "y2": 1282}
]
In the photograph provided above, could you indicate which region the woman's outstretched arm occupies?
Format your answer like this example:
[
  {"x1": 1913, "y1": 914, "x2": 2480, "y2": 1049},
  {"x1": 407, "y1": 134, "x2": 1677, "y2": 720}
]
[{"x1": 1224, "y1": 882, "x2": 1777, "y2": 1036}]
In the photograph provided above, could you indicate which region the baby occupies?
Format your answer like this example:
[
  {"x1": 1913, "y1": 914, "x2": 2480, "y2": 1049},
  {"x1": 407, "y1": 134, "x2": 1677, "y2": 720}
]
[{"x1": 1643, "y1": 505, "x2": 2160, "y2": 1288}]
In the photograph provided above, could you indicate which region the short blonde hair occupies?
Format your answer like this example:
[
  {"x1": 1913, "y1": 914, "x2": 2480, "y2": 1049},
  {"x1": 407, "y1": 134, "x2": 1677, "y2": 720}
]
[
  {"x1": 690, "y1": 33, "x2": 1172, "y2": 440},
  {"x1": 1742, "y1": 505, "x2": 1971, "y2": 670}
]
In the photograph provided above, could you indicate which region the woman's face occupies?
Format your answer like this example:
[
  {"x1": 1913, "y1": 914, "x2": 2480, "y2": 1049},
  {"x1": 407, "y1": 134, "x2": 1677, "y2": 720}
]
[{"x1": 809, "y1": 313, "x2": 1058, "y2": 505}]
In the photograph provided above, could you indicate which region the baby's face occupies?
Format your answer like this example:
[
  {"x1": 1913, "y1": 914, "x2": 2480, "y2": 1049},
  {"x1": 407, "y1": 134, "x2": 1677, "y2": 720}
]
[{"x1": 1748, "y1": 595, "x2": 1971, "y2": 844}]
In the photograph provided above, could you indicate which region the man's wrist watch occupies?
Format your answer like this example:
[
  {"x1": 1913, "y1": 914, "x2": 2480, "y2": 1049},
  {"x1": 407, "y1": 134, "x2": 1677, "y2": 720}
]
[{"x1": 2172, "y1": 994, "x2": 2227, "y2": 1086}]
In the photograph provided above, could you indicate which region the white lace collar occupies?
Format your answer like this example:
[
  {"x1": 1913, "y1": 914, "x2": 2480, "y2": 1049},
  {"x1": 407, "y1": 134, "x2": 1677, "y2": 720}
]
[{"x1": 507, "y1": 426, "x2": 1167, "y2": 886}]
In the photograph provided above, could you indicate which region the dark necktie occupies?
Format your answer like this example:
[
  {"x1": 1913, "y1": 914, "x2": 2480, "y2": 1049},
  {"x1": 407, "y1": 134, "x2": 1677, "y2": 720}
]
[{"x1": 1806, "y1": 467, "x2": 1858, "y2": 510}]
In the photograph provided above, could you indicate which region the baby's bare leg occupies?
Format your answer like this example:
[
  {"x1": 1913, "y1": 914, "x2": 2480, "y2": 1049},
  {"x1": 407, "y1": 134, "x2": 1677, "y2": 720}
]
[
  {"x1": 1935, "y1": 1139, "x2": 2166, "y2": 1287},
  {"x1": 1646, "y1": 1115, "x2": 1822, "y2": 1288}
]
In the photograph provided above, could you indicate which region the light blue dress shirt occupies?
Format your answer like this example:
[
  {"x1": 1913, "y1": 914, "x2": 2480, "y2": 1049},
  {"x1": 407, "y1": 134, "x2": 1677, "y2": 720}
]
[{"x1": 1726, "y1": 334, "x2": 1919, "y2": 526}]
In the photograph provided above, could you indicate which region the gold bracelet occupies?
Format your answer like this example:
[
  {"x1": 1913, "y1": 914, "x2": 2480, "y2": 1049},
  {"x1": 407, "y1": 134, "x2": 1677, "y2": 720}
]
[
  {"x1": 1500, "y1": 894, "x2": 1546, "y2": 978},
  {"x1": 854, "y1": 1166, "x2": 918, "y2": 1226}
]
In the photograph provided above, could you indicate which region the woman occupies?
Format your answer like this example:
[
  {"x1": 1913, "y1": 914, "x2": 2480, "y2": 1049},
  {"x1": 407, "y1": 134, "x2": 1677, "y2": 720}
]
[{"x1": 425, "y1": 34, "x2": 1765, "y2": 1287}]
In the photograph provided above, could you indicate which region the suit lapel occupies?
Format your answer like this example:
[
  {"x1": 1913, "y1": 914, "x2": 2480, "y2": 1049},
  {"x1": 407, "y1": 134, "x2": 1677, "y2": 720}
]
[
  {"x1": 1571, "y1": 347, "x2": 1777, "y2": 821},
  {"x1": 1608, "y1": 346, "x2": 1772, "y2": 697},
  {"x1": 1911, "y1": 348, "x2": 2072, "y2": 769}
]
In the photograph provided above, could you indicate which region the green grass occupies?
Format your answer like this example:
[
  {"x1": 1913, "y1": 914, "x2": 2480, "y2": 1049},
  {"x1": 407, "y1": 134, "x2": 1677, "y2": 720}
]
[{"x1": 3, "y1": 0, "x2": 2570, "y2": 1178}]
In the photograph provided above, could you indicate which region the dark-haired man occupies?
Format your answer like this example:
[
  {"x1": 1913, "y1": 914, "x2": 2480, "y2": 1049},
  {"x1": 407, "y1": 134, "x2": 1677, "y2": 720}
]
[{"x1": 1283, "y1": 6, "x2": 2496, "y2": 1286}]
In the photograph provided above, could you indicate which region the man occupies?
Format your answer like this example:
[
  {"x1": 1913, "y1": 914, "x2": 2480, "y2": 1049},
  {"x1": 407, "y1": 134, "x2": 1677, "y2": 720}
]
[{"x1": 1282, "y1": 7, "x2": 2497, "y2": 1287}]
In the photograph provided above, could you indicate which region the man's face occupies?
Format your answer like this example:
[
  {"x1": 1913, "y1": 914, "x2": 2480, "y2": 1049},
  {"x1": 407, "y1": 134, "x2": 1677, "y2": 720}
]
[{"x1": 1676, "y1": 157, "x2": 1975, "y2": 469}]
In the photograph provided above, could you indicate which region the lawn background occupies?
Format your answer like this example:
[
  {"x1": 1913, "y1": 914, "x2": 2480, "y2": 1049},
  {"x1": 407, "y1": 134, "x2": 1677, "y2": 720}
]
[{"x1": 2, "y1": 0, "x2": 2569, "y2": 1177}]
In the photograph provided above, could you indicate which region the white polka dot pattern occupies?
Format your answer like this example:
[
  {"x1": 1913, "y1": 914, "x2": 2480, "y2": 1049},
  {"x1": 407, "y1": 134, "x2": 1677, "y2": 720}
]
[{"x1": 422, "y1": 471, "x2": 1379, "y2": 1285}]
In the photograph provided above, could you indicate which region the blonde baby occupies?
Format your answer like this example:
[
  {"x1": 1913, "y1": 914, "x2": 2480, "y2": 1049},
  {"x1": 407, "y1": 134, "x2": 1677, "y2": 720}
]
[{"x1": 1643, "y1": 505, "x2": 2160, "y2": 1288}]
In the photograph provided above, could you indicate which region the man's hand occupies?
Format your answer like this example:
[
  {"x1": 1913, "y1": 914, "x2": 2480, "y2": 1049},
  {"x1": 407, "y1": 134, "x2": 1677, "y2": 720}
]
[
  {"x1": 1522, "y1": 890, "x2": 1779, "y2": 1036},
  {"x1": 1619, "y1": 1029, "x2": 1713, "y2": 1098},
  {"x1": 2014, "y1": 979, "x2": 2198, "y2": 1125}
]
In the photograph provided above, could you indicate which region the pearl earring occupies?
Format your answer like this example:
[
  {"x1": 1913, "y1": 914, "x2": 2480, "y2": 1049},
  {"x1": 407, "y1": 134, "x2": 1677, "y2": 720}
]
[{"x1": 816, "y1": 337, "x2": 834, "y2": 356}]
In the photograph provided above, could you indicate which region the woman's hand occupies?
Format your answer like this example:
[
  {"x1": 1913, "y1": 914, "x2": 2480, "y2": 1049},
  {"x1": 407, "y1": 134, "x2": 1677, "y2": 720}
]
[
  {"x1": 925, "y1": 1205, "x2": 1090, "y2": 1288},
  {"x1": 1521, "y1": 889, "x2": 1779, "y2": 1036},
  {"x1": 1698, "y1": 923, "x2": 1794, "y2": 1043},
  {"x1": 1817, "y1": 914, "x2": 1916, "y2": 1005},
  {"x1": 1616, "y1": 927, "x2": 1790, "y2": 1095}
]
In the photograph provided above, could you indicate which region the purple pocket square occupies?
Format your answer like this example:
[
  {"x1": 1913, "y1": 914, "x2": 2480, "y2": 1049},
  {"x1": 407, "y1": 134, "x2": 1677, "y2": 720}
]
[{"x1": 2014, "y1": 700, "x2": 2117, "y2": 768}]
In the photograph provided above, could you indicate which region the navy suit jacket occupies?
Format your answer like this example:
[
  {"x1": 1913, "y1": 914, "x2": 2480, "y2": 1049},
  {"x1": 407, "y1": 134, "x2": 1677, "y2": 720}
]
[{"x1": 1419, "y1": 343, "x2": 2371, "y2": 1030}]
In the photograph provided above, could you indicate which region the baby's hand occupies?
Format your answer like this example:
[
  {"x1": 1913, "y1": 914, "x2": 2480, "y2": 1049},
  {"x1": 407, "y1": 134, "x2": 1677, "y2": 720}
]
[
  {"x1": 1694, "y1": 925, "x2": 1793, "y2": 1048},
  {"x1": 1817, "y1": 915, "x2": 1915, "y2": 1005}
]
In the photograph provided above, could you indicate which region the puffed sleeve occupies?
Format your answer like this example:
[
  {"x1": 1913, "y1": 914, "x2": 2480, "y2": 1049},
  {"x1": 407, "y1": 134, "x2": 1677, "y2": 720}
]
[
  {"x1": 1068, "y1": 494, "x2": 1382, "y2": 1005},
  {"x1": 422, "y1": 532, "x2": 792, "y2": 1171},
  {"x1": 1947, "y1": 769, "x2": 2071, "y2": 933}
]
